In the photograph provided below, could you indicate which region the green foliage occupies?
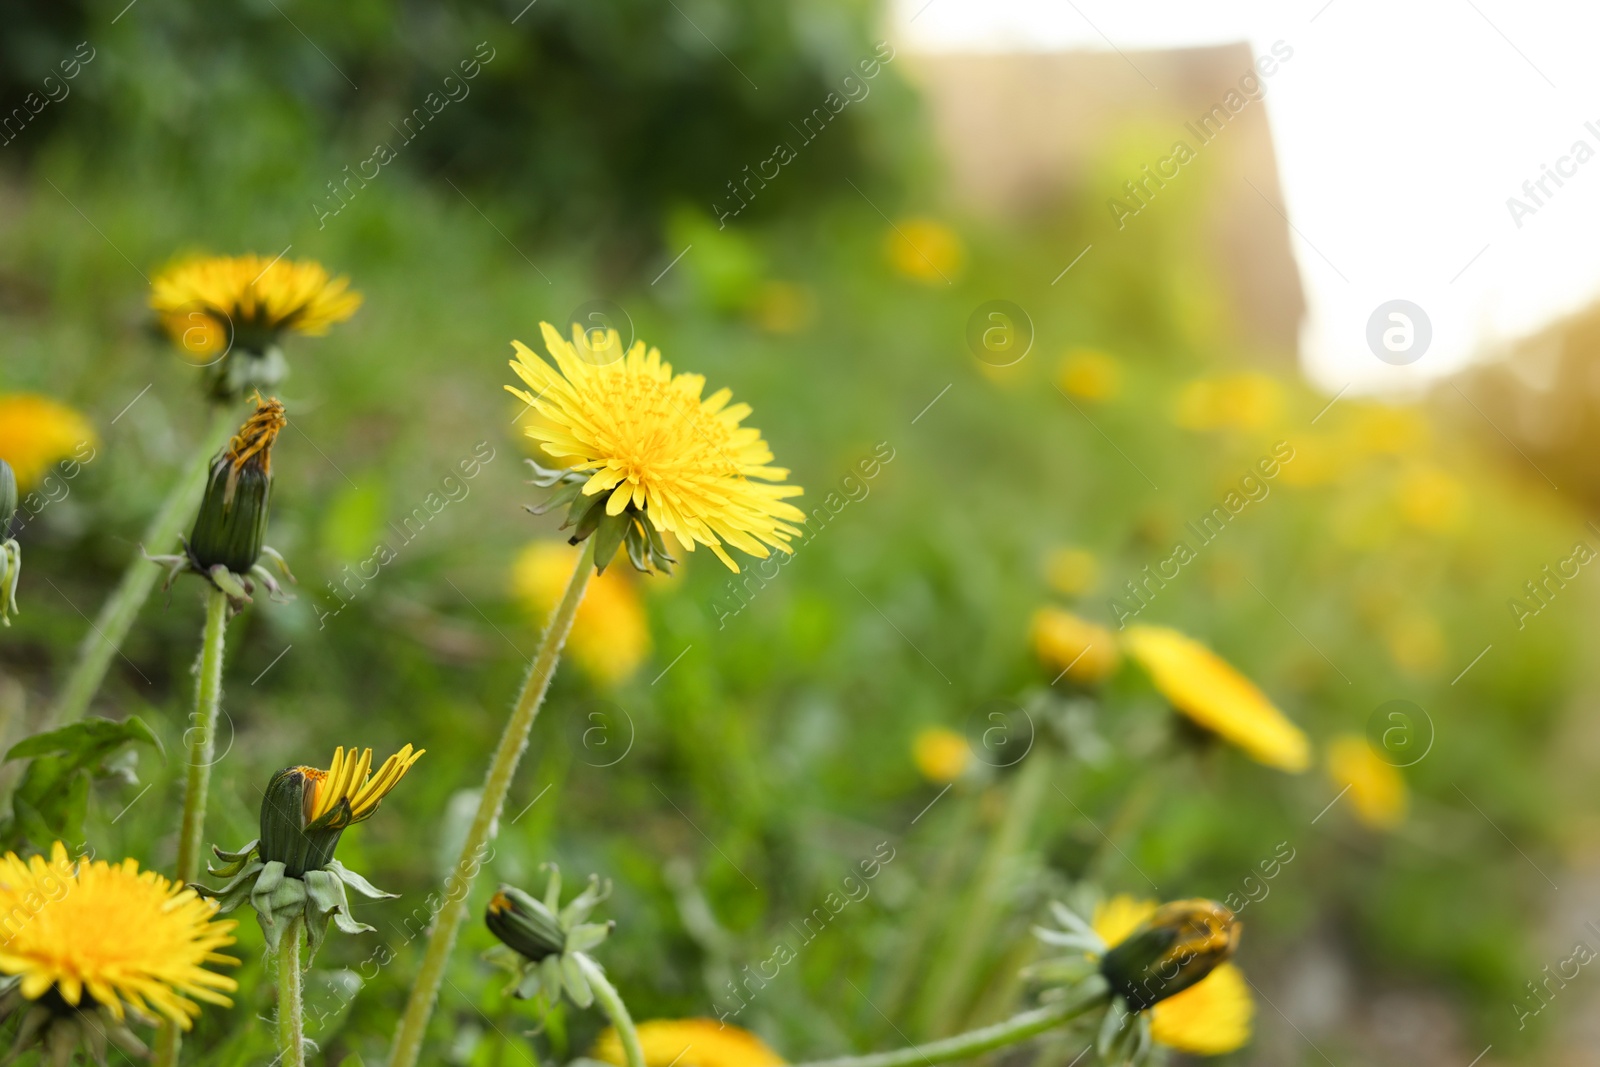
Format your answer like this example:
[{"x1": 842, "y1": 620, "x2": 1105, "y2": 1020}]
[{"x1": 0, "y1": 716, "x2": 159, "y2": 851}]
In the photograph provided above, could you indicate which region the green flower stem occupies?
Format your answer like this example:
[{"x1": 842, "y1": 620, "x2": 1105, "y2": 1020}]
[
  {"x1": 918, "y1": 748, "x2": 1055, "y2": 1036},
  {"x1": 175, "y1": 585, "x2": 230, "y2": 887},
  {"x1": 576, "y1": 953, "x2": 645, "y2": 1067},
  {"x1": 48, "y1": 404, "x2": 236, "y2": 728},
  {"x1": 388, "y1": 537, "x2": 596, "y2": 1067},
  {"x1": 792, "y1": 990, "x2": 1107, "y2": 1067},
  {"x1": 278, "y1": 915, "x2": 306, "y2": 1067}
]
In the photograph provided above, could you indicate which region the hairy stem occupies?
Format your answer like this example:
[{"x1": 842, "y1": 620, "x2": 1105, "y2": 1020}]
[
  {"x1": 577, "y1": 953, "x2": 645, "y2": 1067},
  {"x1": 387, "y1": 538, "x2": 596, "y2": 1067},
  {"x1": 175, "y1": 585, "x2": 229, "y2": 886},
  {"x1": 49, "y1": 404, "x2": 235, "y2": 727},
  {"x1": 278, "y1": 915, "x2": 306, "y2": 1067}
]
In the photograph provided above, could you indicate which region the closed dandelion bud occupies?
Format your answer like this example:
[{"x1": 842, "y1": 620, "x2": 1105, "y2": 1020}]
[
  {"x1": 258, "y1": 744, "x2": 424, "y2": 877},
  {"x1": 487, "y1": 886, "x2": 567, "y2": 961},
  {"x1": 189, "y1": 398, "x2": 285, "y2": 574},
  {"x1": 1098, "y1": 899, "x2": 1239, "y2": 1010},
  {"x1": 0, "y1": 459, "x2": 15, "y2": 528}
]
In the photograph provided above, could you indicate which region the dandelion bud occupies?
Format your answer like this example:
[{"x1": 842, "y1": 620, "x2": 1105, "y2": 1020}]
[
  {"x1": 258, "y1": 744, "x2": 424, "y2": 877},
  {"x1": 1098, "y1": 899, "x2": 1239, "y2": 1010},
  {"x1": 0, "y1": 459, "x2": 15, "y2": 528},
  {"x1": 189, "y1": 398, "x2": 285, "y2": 574},
  {"x1": 486, "y1": 886, "x2": 568, "y2": 962}
]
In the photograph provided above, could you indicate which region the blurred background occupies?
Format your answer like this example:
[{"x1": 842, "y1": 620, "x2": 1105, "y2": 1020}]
[{"x1": 2, "y1": 0, "x2": 1597, "y2": 1064}]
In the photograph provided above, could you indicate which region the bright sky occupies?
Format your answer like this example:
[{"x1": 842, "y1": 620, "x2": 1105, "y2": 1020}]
[{"x1": 890, "y1": 0, "x2": 1600, "y2": 395}]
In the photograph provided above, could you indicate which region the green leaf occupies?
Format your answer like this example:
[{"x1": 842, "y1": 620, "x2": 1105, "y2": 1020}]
[{"x1": 2, "y1": 717, "x2": 162, "y2": 850}]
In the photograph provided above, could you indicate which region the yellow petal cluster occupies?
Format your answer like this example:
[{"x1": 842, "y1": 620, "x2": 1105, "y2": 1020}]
[
  {"x1": 911, "y1": 726, "x2": 970, "y2": 784},
  {"x1": 884, "y1": 218, "x2": 964, "y2": 284},
  {"x1": 0, "y1": 394, "x2": 96, "y2": 491},
  {"x1": 594, "y1": 1019, "x2": 785, "y2": 1067},
  {"x1": 507, "y1": 324, "x2": 804, "y2": 572},
  {"x1": 1092, "y1": 895, "x2": 1253, "y2": 1055},
  {"x1": 150, "y1": 254, "x2": 361, "y2": 356},
  {"x1": 1030, "y1": 608, "x2": 1119, "y2": 684},
  {"x1": 1326, "y1": 735, "x2": 1407, "y2": 829},
  {"x1": 303, "y1": 744, "x2": 425, "y2": 824},
  {"x1": 1123, "y1": 626, "x2": 1309, "y2": 772},
  {"x1": 0, "y1": 843, "x2": 238, "y2": 1029}
]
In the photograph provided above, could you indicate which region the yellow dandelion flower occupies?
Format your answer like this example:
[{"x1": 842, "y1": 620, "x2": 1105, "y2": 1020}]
[
  {"x1": 1056, "y1": 349, "x2": 1122, "y2": 402},
  {"x1": 0, "y1": 842, "x2": 239, "y2": 1029},
  {"x1": 1384, "y1": 611, "x2": 1446, "y2": 678},
  {"x1": 1326, "y1": 735, "x2": 1407, "y2": 829},
  {"x1": 594, "y1": 1019, "x2": 784, "y2": 1067},
  {"x1": 512, "y1": 541, "x2": 651, "y2": 686},
  {"x1": 1172, "y1": 374, "x2": 1282, "y2": 432},
  {"x1": 1395, "y1": 464, "x2": 1465, "y2": 532},
  {"x1": 1092, "y1": 895, "x2": 1253, "y2": 1056},
  {"x1": 150, "y1": 254, "x2": 361, "y2": 358},
  {"x1": 1044, "y1": 546, "x2": 1099, "y2": 597},
  {"x1": 0, "y1": 394, "x2": 97, "y2": 491},
  {"x1": 1030, "y1": 608, "x2": 1119, "y2": 684},
  {"x1": 912, "y1": 726, "x2": 970, "y2": 784},
  {"x1": 506, "y1": 324, "x2": 805, "y2": 573},
  {"x1": 1123, "y1": 626, "x2": 1309, "y2": 772},
  {"x1": 301, "y1": 744, "x2": 425, "y2": 826},
  {"x1": 884, "y1": 218, "x2": 964, "y2": 285}
]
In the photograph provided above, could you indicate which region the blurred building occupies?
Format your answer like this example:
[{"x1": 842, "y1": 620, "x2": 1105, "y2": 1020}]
[{"x1": 903, "y1": 42, "x2": 1305, "y2": 360}]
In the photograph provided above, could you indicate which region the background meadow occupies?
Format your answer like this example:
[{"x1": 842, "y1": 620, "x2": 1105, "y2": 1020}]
[{"x1": 1, "y1": 2, "x2": 1594, "y2": 1065}]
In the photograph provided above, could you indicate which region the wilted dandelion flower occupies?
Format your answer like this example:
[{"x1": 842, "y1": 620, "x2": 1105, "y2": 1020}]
[
  {"x1": 1326, "y1": 735, "x2": 1407, "y2": 829},
  {"x1": 1056, "y1": 349, "x2": 1121, "y2": 402},
  {"x1": 1123, "y1": 626, "x2": 1309, "y2": 772},
  {"x1": 1030, "y1": 608, "x2": 1119, "y2": 684},
  {"x1": 884, "y1": 218, "x2": 964, "y2": 284},
  {"x1": 508, "y1": 323, "x2": 804, "y2": 573},
  {"x1": 912, "y1": 726, "x2": 970, "y2": 784},
  {"x1": 594, "y1": 1019, "x2": 785, "y2": 1067},
  {"x1": 0, "y1": 394, "x2": 96, "y2": 491},
  {"x1": 512, "y1": 541, "x2": 651, "y2": 686},
  {"x1": 150, "y1": 254, "x2": 361, "y2": 397},
  {"x1": 1092, "y1": 895, "x2": 1252, "y2": 1055},
  {"x1": 0, "y1": 843, "x2": 238, "y2": 1061}
]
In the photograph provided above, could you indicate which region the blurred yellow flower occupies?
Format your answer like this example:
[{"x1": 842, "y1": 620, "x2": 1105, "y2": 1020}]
[
  {"x1": 1274, "y1": 433, "x2": 1340, "y2": 489},
  {"x1": 1044, "y1": 546, "x2": 1099, "y2": 597},
  {"x1": 1172, "y1": 374, "x2": 1282, "y2": 432},
  {"x1": 750, "y1": 281, "x2": 815, "y2": 335},
  {"x1": 912, "y1": 726, "x2": 970, "y2": 784},
  {"x1": 1056, "y1": 348, "x2": 1121, "y2": 402},
  {"x1": 151, "y1": 253, "x2": 361, "y2": 358},
  {"x1": 594, "y1": 1019, "x2": 784, "y2": 1067},
  {"x1": 512, "y1": 541, "x2": 651, "y2": 686},
  {"x1": 1395, "y1": 464, "x2": 1465, "y2": 532},
  {"x1": 1030, "y1": 608, "x2": 1119, "y2": 684},
  {"x1": 1327, "y1": 735, "x2": 1407, "y2": 829},
  {"x1": 1092, "y1": 895, "x2": 1253, "y2": 1055},
  {"x1": 1123, "y1": 626, "x2": 1309, "y2": 772},
  {"x1": 0, "y1": 394, "x2": 96, "y2": 491},
  {"x1": 1345, "y1": 403, "x2": 1429, "y2": 457},
  {"x1": 884, "y1": 218, "x2": 964, "y2": 284},
  {"x1": 1384, "y1": 612, "x2": 1446, "y2": 677}
]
